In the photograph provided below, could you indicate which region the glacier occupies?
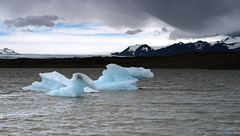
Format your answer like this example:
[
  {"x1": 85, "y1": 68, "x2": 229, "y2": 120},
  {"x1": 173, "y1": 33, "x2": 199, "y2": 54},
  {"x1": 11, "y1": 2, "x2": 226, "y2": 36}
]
[{"x1": 23, "y1": 64, "x2": 154, "y2": 97}]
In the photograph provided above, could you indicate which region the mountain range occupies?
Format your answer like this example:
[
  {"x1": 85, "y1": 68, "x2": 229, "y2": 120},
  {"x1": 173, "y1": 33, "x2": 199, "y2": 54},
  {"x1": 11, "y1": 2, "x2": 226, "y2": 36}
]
[
  {"x1": 112, "y1": 37, "x2": 240, "y2": 57},
  {"x1": 0, "y1": 48, "x2": 18, "y2": 55},
  {"x1": 1, "y1": 36, "x2": 240, "y2": 57}
]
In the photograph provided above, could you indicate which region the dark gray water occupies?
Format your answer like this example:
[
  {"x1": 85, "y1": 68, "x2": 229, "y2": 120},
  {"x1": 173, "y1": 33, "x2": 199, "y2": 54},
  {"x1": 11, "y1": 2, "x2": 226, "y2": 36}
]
[{"x1": 0, "y1": 68, "x2": 240, "y2": 136}]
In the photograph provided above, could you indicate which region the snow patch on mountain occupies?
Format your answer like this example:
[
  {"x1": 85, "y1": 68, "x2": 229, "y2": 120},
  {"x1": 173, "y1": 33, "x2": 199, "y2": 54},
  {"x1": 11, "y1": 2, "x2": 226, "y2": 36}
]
[
  {"x1": 0, "y1": 48, "x2": 18, "y2": 55},
  {"x1": 193, "y1": 41, "x2": 209, "y2": 50},
  {"x1": 227, "y1": 43, "x2": 240, "y2": 49},
  {"x1": 128, "y1": 44, "x2": 141, "y2": 52},
  {"x1": 151, "y1": 46, "x2": 165, "y2": 50},
  {"x1": 221, "y1": 37, "x2": 240, "y2": 49},
  {"x1": 222, "y1": 37, "x2": 240, "y2": 44},
  {"x1": 141, "y1": 47, "x2": 148, "y2": 52}
]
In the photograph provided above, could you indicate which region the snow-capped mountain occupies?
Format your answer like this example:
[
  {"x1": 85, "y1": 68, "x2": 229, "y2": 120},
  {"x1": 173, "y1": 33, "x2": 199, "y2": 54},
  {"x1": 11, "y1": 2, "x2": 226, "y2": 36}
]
[
  {"x1": 0, "y1": 48, "x2": 18, "y2": 55},
  {"x1": 220, "y1": 37, "x2": 240, "y2": 49},
  {"x1": 112, "y1": 37, "x2": 240, "y2": 57},
  {"x1": 114, "y1": 44, "x2": 155, "y2": 56}
]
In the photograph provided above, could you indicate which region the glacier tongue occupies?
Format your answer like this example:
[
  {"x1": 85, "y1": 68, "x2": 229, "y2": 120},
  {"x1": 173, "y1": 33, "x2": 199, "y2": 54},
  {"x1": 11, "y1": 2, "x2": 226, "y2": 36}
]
[{"x1": 23, "y1": 64, "x2": 154, "y2": 97}]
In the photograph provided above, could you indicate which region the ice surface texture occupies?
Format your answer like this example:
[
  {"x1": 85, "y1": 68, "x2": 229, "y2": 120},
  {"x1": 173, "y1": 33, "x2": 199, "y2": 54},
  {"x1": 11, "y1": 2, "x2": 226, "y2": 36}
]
[{"x1": 23, "y1": 64, "x2": 154, "y2": 97}]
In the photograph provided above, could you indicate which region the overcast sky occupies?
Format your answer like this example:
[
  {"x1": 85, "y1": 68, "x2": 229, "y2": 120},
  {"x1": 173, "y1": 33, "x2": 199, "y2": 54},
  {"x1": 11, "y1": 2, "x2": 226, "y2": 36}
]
[{"x1": 0, "y1": 0, "x2": 239, "y2": 54}]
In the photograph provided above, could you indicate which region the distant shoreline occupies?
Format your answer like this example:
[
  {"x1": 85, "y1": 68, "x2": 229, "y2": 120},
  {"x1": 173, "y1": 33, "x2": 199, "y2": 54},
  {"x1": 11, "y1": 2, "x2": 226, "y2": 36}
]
[
  {"x1": 0, "y1": 52, "x2": 240, "y2": 70},
  {"x1": 0, "y1": 54, "x2": 112, "y2": 59}
]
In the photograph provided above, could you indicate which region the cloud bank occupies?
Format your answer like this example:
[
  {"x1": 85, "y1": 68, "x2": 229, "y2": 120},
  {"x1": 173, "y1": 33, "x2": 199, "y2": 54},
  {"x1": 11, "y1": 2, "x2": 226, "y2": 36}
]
[{"x1": 4, "y1": 15, "x2": 63, "y2": 28}]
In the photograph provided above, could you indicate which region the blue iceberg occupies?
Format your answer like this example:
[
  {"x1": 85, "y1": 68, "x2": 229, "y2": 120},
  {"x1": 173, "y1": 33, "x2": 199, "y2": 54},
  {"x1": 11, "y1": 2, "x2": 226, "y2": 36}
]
[
  {"x1": 48, "y1": 73, "x2": 99, "y2": 97},
  {"x1": 22, "y1": 71, "x2": 70, "y2": 92},
  {"x1": 23, "y1": 64, "x2": 154, "y2": 97},
  {"x1": 95, "y1": 64, "x2": 154, "y2": 91}
]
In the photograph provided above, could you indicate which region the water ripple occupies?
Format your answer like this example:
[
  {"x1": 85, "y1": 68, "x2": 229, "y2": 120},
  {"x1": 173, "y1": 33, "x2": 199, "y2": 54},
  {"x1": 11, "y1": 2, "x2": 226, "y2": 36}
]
[{"x1": 0, "y1": 68, "x2": 240, "y2": 135}]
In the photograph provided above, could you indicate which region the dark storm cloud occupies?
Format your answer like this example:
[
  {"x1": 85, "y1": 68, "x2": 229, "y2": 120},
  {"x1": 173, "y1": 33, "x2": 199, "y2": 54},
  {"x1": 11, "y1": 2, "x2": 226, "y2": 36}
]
[
  {"x1": 1, "y1": 0, "x2": 240, "y2": 39},
  {"x1": 134, "y1": 0, "x2": 240, "y2": 38},
  {"x1": 227, "y1": 31, "x2": 240, "y2": 37},
  {"x1": 4, "y1": 15, "x2": 63, "y2": 28},
  {"x1": 0, "y1": 0, "x2": 150, "y2": 29},
  {"x1": 125, "y1": 29, "x2": 143, "y2": 35}
]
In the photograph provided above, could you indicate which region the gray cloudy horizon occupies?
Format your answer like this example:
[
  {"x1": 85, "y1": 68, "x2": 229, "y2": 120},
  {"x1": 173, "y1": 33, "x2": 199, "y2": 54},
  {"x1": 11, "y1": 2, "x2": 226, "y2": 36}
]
[{"x1": 0, "y1": 0, "x2": 240, "y2": 39}]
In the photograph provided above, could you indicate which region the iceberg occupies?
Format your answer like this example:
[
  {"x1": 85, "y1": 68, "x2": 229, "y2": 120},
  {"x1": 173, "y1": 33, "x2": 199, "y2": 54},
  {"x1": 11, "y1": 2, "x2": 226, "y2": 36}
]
[
  {"x1": 22, "y1": 71, "x2": 70, "y2": 92},
  {"x1": 95, "y1": 64, "x2": 154, "y2": 91},
  {"x1": 23, "y1": 63, "x2": 154, "y2": 97},
  {"x1": 48, "y1": 73, "x2": 99, "y2": 97}
]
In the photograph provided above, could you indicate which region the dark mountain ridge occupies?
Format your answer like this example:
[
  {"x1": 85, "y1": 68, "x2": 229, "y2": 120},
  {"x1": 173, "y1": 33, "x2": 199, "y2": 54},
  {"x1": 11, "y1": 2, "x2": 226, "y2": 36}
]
[{"x1": 112, "y1": 37, "x2": 240, "y2": 57}]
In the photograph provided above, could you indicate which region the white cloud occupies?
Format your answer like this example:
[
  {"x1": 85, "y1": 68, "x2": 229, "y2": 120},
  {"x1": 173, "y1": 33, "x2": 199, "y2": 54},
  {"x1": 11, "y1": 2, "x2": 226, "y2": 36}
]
[
  {"x1": 0, "y1": 29, "x2": 169, "y2": 54},
  {"x1": 0, "y1": 20, "x2": 225, "y2": 55}
]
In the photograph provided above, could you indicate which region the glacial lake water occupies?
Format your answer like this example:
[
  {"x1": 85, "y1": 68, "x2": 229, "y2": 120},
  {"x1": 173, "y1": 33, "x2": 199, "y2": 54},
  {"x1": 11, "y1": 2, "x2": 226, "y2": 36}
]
[{"x1": 0, "y1": 68, "x2": 240, "y2": 136}]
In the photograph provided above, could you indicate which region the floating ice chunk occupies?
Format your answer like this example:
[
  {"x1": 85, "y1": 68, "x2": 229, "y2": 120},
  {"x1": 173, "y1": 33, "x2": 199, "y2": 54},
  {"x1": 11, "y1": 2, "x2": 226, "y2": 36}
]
[
  {"x1": 23, "y1": 64, "x2": 154, "y2": 97},
  {"x1": 94, "y1": 64, "x2": 154, "y2": 91},
  {"x1": 22, "y1": 71, "x2": 70, "y2": 92},
  {"x1": 48, "y1": 73, "x2": 99, "y2": 97}
]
